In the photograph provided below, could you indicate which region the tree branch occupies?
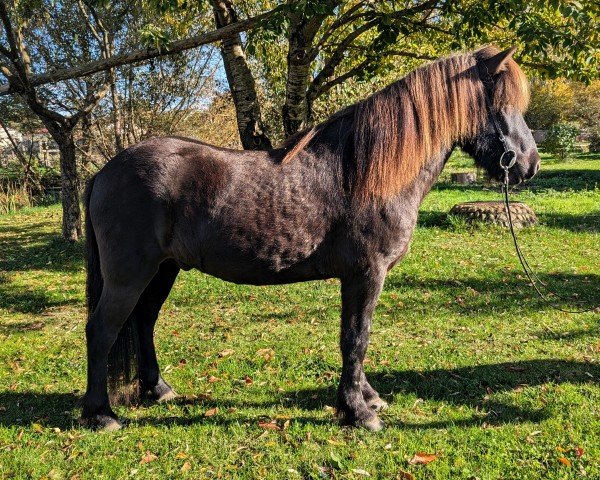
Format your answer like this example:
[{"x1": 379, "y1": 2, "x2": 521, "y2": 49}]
[{"x1": 0, "y1": 6, "x2": 280, "y2": 96}]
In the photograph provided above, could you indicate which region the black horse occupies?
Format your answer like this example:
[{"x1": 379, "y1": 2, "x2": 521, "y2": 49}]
[{"x1": 82, "y1": 46, "x2": 540, "y2": 431}]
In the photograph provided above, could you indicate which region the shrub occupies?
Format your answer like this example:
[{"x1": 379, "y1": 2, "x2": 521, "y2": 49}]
[
  {"x1": 588, "y1": 129, "x2": 600, "y2": 153},
  {"x1": 0, "y1": 181, "x2": 33, "y2": 214},
  {"x1": 543, "y1": 121, "x2": 580, "y2": 161}
]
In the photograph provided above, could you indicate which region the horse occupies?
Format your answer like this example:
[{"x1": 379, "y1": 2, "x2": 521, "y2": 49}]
[{"x1": 81, "y1": 46, "x2": 540, "y2": 431}]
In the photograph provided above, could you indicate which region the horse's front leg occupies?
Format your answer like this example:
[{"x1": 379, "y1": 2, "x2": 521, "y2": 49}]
[{"x1": 337, "y1": 268, "x2": 386, "y2": 431}]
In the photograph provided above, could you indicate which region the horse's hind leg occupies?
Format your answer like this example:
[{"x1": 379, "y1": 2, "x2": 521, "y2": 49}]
[
  {"x1": 82, "y1": 269, "x2": 158, "y2": 430},
  {"x1": 361, "y1": 370, "x2": 388, "y2": 412},
  {"x1": 133, "y1": 259, "x2": 180, "y2": 402},
  {"x1": 337, "y1": 269, "x2": 386, "y2": 432}
]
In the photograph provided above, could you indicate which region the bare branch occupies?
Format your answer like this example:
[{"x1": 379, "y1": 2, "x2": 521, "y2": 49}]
[
  {"x1": 309, "y1": 57, "x2": 372, "y2": 101},
  {"x1": 309, "y1": 18, "x2": 379, "y2": 97},
  {"x1": 0, "y1": 6, "x2": 280, "y2": 96},
  {"x1": 68, "y1": 81, "x2": 111, "y2": 126}
]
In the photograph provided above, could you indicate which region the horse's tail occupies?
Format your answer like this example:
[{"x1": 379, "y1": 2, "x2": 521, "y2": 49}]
[
  {"x1": 85, "y1": 175, "x2": 139, "y2": 404},
  {"x1": 85, "y1": 175, "x2": 102, "y2": 320}
]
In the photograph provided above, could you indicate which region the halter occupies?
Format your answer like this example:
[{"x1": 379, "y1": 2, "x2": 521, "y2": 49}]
[{"x1": 480, "y1": 68, "x2": 598, "y2": 314}]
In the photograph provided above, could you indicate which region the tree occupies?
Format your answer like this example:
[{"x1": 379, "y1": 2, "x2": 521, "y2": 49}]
[
  {"x1": 0, "y1": 0, "x2": 233, "y2": 240},
  {"x1": 2, "y1": 0, "x2": 599, "y2": 239},
  {"x1": 208, "y1": 0, "x2": 600, "y2": 144},
  {"x1": 0, "y1": 0, "x2": 112, "y2": 241},
  {"x1": 87, "y1": 47, "x2": 220, "y2": 161}
]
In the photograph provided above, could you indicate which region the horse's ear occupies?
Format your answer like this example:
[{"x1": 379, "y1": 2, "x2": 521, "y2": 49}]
[{"x1": 483, "y1": 46, "x2": 517, "y2": 75}]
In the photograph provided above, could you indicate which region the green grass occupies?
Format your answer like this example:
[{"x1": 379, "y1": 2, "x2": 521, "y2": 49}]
[{"x1": 0, "y1": 153, "x2": 598, "y2": 479}]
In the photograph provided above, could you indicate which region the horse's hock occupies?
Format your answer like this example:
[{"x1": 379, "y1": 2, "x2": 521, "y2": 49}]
[{"x1": 449, "y1": 201, "x2": 537, "y2": 228}]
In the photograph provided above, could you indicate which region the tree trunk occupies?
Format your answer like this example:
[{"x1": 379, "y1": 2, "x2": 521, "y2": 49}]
[
  {"x1": 212, "y1": 0, "x2": 271, "y2": 150},
  {"x1": 57, "y1": 132, "x2": 82, "y2": 242},
  {"x1": 282, "y1": 13, "x2": 325, "y2": 137},
  {"x1": 44, "y1": 124, "x2": 82, "y2": 242}
]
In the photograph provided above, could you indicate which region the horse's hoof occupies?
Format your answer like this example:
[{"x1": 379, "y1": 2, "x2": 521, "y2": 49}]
[
  {"x1": 367, "y1": 397, "x2": 389, "y2": 412},
  {"x1": 156, "y1": 388, "x2": 178, "y2": 403},
  {"x1": 358, "y1": 415, "x2": 385, "y2": 432},
  {"x1": 152, "y1": 377, "x2": 178, "y2": 403},
  {"x1": 79, "y1": 414, "x2": 123, "y2": 432}
]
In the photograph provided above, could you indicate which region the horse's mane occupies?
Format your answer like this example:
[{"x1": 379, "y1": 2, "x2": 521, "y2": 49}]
[{"x1": 281, "y1": 46, "x2": 529, "y2": 200}]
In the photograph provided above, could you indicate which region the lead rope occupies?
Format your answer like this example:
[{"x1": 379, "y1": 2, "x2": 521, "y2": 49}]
[
  {"x1": 481, "y1": 68, "x2": 598, "y2": 313},
  {"x1": 500, "y1": 147, "x2": 599, "y2": 314}
]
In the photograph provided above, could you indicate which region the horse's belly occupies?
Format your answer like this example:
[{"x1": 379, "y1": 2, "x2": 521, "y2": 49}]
[{"x1": 194, "y1": 251, "x2": 329, "y2": 285}]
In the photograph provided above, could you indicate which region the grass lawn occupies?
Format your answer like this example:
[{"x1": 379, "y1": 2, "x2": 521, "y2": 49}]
[{"x1": 0, "y1": 152, "x2": 598, "y2": 479}]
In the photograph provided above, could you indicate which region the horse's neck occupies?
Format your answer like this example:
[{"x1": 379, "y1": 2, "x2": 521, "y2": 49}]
[{"x1": 403, "y1": 147, "x2": 454, "y2": 205}]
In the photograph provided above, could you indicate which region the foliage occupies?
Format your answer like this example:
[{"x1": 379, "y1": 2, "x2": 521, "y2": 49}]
[
  {"x1": 573, "y1": 80, "x2": 600, "y2": 131},
  {"x1": 526, "y1": 79, "x2": 600, "y2": 131},
  {"x1": 525, "y1": 79, "x2": 575, "y2": 130},
  {"x1": 543, "y1": 121, "x2": 580, "y2": 161},
  {"x1": 588, "y1": 130, "x2": 600, "y2": 153},
  {"x1": 0, "y1": 152, "x2": 599, "y2": 479}
]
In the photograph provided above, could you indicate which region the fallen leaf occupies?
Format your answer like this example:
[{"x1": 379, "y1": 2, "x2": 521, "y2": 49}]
[
  {"x1": 204, "y1": 407, "x2": 218, "y2": 417},
  {"x1": 175, "y1": 452, "x2": 187, "y2": 460},
  {"x1": 352, "y1": 468, "x2": 370, "y2": 476},
  {"x1": 207, "y1": 376, "x2": 220, "y2": 383},
  {"x1": 409, "y1": 452, "x2": 438, "y2": 465},
  {"x1": 140, "y1": 452, "x2": 157, "y2": 464},
  {"x1": 218, "y1": 349, "x2": 235, "y2": 357},
  {"x1": 329, "y1": 452, "x2": 344, "y2": 470},
  {"x1": 575, "y1": 446, "x2": 584, "y2": 457},
  {"x1": 558, "y1": 457, "x2": 571, "y2": 467},
  {"x1": 258, "y1": 421, "x2": 281, "y2": 430},
  {"x1": 32, "y1": 423, "x2": 44, "y2": 433},
  {"x1": 181, "y1": 461, "x2": 191, "y2": 472},
  {"x1": 397, "y1": 471, "x2": 415, "y2": 480},
  {"x1": 244, "y1": 375, "x2": 253, "y2": 385},
  {"x1": 256, "y1": 348, "x2": 275, "y2": 361},
  {"x1": 327, "y1": 438, "x2": 345, "y2": 446}
]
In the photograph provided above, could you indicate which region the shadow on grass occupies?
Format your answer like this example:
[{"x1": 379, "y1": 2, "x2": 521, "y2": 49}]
[
  {"x1": 431, "y1": 167, "x2": 600, "y2": 194},
  {"x1": 383, "y1": 272, "x2": 600, "y2": 315},
  {"x1": 418, "y1": 209, "x2": 600, "y2": 232},
  {"x1": 538, "y1": 212, "x2": 600, "y2": 233},
  {"x1": 1, "y1": 359, "x2": 596, "y2": 431},
  {"x1": 528, "y1": 168, "x2": 600, "y2": 192},
  {"x1": 0, "y1": 227, "x2": 83, "y2": 273},
  {"x1": 0, "y1": 221, "x2": 83, "y2": 313},
  {"x1": 0, "y1": 273, "x2": 75, "y2": 316}
]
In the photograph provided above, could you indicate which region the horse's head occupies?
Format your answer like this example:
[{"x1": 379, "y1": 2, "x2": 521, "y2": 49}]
[{"x1": 461, "y1": 47, "x2": 540, "y2": 185}]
